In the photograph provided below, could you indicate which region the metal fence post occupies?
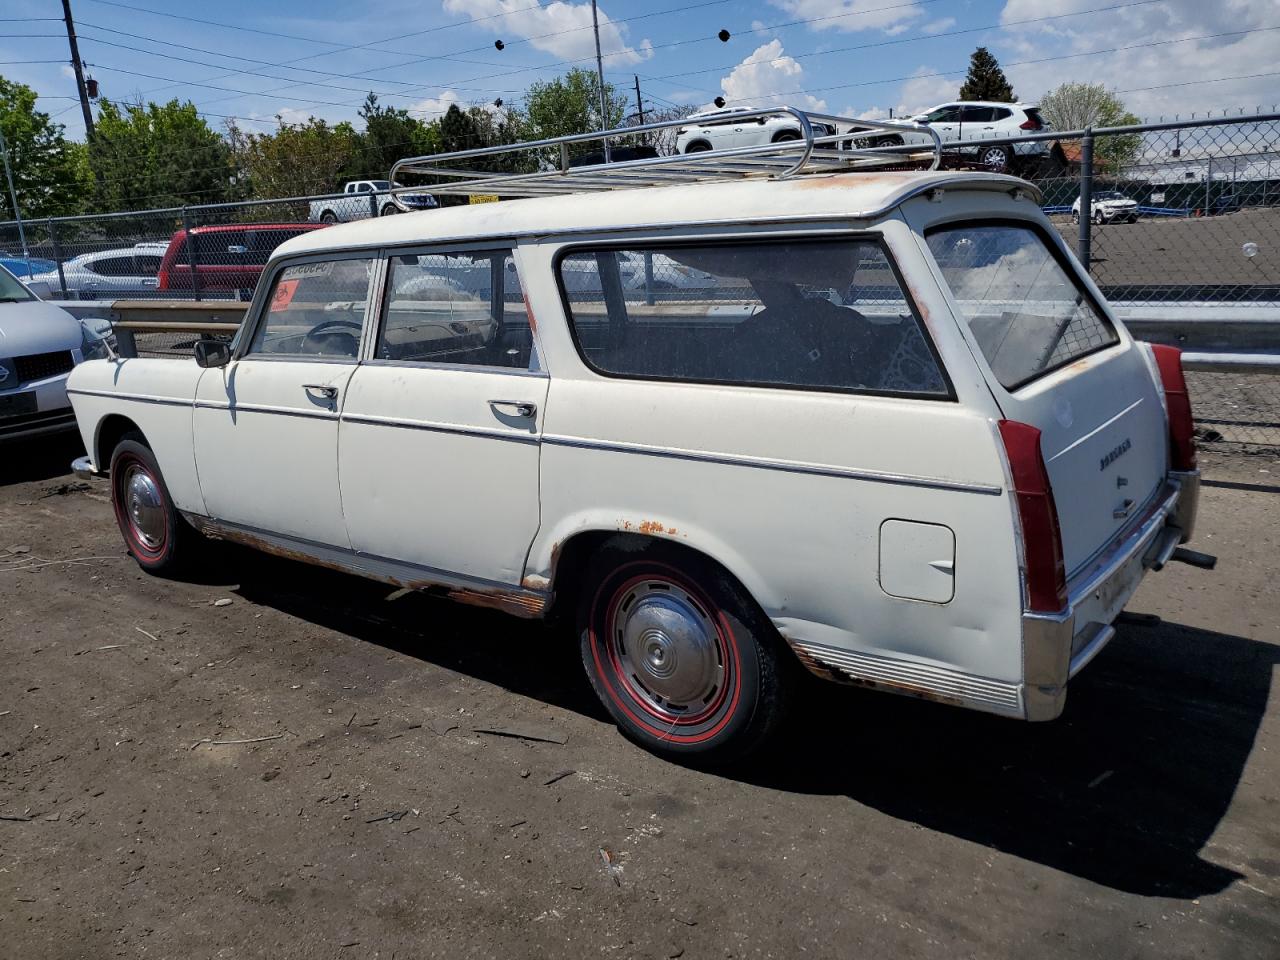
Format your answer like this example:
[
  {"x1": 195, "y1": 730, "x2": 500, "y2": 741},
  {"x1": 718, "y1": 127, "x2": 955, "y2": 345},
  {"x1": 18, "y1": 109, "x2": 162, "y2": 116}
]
[
  {"x1": 644, "y1": 251, "x2": 654, "y2": 306},
  {"x1": 369, "y1": 192, "x2": 379, "y2": 219},
  {"x1": 1204, "y1": 156, "x2": 1213, "y2": 216},
  {"x1": 182, "y1": 206, "x2": 202, "y2": 302},
  {"x1": 1078, "y1": 127, "x2": 1094, "y2": 272},
  {"x1": 48, "y1": 217, "x2": 68, "y2": 298}
]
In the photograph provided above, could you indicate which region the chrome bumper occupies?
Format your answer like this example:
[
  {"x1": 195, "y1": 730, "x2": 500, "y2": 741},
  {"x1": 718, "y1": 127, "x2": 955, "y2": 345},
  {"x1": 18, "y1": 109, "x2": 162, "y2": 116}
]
[
  {"x1": 1022, "y1": 470, "x2": 1200, "y2": 720},
  {"x1": 71, "y1": 455, "x2": 106, "y2": 480}
]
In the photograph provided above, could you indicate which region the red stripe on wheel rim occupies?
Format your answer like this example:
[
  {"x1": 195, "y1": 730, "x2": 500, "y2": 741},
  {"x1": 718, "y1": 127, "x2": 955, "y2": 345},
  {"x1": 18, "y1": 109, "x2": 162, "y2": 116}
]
[{"x1": 112, "y1": 454, "x2": 168, "y2": 564}]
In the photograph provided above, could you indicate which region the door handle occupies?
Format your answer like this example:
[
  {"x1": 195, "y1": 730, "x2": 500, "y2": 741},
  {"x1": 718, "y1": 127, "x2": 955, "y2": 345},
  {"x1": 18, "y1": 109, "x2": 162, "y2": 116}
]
[
  {"x1": 303, "y1": 383, "x2": 339, "y2": 400},
  {"x1": 489, "y1": 399, "x2": 536, "y2": 418}
]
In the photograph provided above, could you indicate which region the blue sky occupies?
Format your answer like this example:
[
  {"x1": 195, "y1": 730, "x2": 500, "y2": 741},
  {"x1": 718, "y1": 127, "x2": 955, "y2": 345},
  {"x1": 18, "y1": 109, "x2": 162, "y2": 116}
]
[{"x1": 2, "y1": 0, "x2": 1276, "y2": 141}]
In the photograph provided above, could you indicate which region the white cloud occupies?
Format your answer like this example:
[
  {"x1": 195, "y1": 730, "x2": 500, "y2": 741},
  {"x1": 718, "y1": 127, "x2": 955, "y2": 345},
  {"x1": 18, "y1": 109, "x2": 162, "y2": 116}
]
[
  {"x1": 716, "y1": 39, "x2": 828, "y2": 112},
  {"x1": 920, "y1": 17, "x2": 956, "y2": 35},
  {"x1": 60, "y1": 65, "x2": 77, "y2": 80},
  {"x1": 409, "y1": 89, "x2": 465, "y2": 119},
  {"x1": 441, "y1": 0, "x2": 652, "y2": 66},
  {"x1": 254, "y1": 106, "x2": 316, "y2": 126},
  {"x1": 895, "y1": 67, "x2": 961, "y2": 117},
  {"x1": 768, "y1": 0, "x2": 924, "y2": 33},
  {"x1": 997, "y1": 0, "x2": 1278, "y2": 117}
]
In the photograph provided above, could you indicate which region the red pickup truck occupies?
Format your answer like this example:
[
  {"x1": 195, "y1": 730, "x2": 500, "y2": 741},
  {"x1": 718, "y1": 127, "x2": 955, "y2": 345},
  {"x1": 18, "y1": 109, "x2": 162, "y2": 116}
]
[{"x1": 156, "y1": 223, "x2": 328, "y2": 296}]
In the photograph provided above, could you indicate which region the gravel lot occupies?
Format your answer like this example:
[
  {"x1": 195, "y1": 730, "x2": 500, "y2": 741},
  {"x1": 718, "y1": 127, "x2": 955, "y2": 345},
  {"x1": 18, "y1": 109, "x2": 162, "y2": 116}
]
[{"x1": 1, "y1": 437, "x2": 1278, "y2": 959}]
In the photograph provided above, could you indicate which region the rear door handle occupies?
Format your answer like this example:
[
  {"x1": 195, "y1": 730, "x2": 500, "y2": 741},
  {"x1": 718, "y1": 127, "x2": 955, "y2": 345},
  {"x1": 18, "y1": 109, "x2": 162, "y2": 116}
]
[
  {"x1": 303, "y1": 383, "x2": 338, "y2": 400},
  {"x1": 489, "y1": 399, "x2": 536, "y2": 418}
]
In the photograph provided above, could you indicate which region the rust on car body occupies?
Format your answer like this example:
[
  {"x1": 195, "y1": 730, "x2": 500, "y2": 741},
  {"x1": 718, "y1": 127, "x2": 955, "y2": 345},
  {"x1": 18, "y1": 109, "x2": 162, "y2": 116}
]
[{"x1": 447, "y1": 586, "x2": 547, "y2": 618}]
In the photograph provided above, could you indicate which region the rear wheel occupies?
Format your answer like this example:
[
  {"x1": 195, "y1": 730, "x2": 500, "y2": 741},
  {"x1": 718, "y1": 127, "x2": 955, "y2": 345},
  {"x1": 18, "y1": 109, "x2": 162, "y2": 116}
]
[
  {"x1": 110, "y1": 435, "x2": 199, "y2": 574},
  {"x1": 577, "y1": 540, "x2": 790, "y2": 764},
  {"x1": 979, "y1": 145, "x2": 1010, "y2": 173},
  {"x1": 773, "y1": 130, "x2": 802, "y2": 143},
  {"x1": 380, "y1": 203, "x2": 399, "y2": 216},
  {"x1": 319, "y1": 210, "x2": 338, "y2": 224},
  {"x1": 684, "y1": 141, "x2": 712, "y2": 153}
]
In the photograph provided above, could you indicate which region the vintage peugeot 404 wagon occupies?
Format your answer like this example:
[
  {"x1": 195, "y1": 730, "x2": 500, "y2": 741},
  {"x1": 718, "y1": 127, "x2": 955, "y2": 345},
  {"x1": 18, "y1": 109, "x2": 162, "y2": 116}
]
[{"x1": 68, "y1": 114, "x2": 1206, "y2": 761}]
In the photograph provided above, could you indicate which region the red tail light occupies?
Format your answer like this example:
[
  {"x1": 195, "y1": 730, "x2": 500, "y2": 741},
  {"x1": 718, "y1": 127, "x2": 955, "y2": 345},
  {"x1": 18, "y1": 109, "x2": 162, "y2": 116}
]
[
  {"x1": 1019, "y1": 118, "x2": 1041, "y2": 130},
  {"x1": 1150, "y1": 344, "x2": 1196, "y2": 471},
  {"x1": 999, "y1": 419, "x2": 1067, "y2": 613}
]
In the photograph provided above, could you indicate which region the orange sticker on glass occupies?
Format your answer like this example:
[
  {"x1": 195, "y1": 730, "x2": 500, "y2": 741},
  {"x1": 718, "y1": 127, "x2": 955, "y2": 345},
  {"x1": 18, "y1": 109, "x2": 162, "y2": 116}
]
[{"x1": 270, "y1": 279, "x2": 299, "y2": 312}]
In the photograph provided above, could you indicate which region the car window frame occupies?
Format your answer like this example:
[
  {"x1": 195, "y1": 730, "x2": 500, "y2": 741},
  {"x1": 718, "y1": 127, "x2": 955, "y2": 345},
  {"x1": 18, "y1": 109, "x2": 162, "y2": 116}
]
[
  {"x1": 365, "y1": 240, "x2": 544, "y2": 378},
  {"x1": 552, "y1": 231, "x2": 956, "y2": 402},
  {"x1": 236, "y1": 249, "x2": 386, "y2": 364},
  {"x1": 922, "y1": 216, "x2": 1122, "y2": 393}
]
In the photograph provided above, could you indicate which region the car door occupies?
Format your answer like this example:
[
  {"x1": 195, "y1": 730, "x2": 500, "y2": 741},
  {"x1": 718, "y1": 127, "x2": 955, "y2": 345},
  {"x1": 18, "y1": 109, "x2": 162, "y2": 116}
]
[
  {"x1": 338, "y1": 245, "x2": 548, "y2": 586},
  {"x1": 193, "y1": 253, "x2": 378, "y2": 548},
  {"x1": 958, "y1": 105, "x2": 995, "y2": 144},
  {"x1": 921, "y1": 105, "x2": 961, "y2": 145}
]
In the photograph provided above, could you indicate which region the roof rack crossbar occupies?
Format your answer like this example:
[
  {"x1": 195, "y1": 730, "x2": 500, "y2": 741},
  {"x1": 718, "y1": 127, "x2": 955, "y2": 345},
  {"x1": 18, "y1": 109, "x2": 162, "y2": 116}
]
[{"x1": 388, "y1": 106, "x2": 942, "y2": 206}]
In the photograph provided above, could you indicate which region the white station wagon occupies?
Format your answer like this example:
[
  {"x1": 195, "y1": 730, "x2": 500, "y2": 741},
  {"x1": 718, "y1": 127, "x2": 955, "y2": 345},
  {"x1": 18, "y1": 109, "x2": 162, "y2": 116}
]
[{"x1": 67, "y1": 122, "x2": 1205, "y2": 761}]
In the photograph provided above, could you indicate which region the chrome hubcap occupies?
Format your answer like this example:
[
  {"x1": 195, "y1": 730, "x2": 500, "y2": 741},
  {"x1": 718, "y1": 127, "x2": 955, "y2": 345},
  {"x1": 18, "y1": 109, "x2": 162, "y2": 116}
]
[
  {"x1": 123, "y1": 466, "x2": 164, "y2": 550},
  {"x1": 614, "y1": 582, "x2": 723, "y2": 712}
]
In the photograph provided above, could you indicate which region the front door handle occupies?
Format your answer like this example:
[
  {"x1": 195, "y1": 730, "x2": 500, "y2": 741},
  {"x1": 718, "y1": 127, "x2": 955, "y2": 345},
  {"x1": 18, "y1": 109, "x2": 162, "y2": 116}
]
[
  {"x1": 303, "y1": 383, "x2": 338, "y2": 400},
  {"x1": 489, "y1": 399, "x2": 536, "y2": 418}
]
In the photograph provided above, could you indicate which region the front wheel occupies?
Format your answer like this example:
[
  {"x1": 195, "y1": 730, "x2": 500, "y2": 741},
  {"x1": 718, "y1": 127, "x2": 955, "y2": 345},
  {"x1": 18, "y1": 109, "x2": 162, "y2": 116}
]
[
  {"x1": 1093, "y1": 210, "x2": 1105, "y2": 225},
  {"x1": 110, "y1": 435, "x2": 199, "y2": 574},
  {"x1": 1071, "y1": 211, "x2": 1080, "y2": 225},
  {"x1": 578, "y1": 541, "x2": 791, "y2": 764}
]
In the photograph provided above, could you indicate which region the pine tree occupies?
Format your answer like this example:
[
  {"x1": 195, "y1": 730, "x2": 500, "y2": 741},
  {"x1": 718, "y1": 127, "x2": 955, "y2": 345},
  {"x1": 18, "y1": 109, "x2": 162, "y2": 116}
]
[{"x1": 958, "y1": 47, "x2": 1016, "y2": 103}]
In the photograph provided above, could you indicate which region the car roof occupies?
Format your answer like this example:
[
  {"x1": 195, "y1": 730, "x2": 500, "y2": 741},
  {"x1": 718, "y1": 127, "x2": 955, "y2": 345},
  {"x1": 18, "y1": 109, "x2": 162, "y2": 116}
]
[
  {"x1": 275, "y1": 171, "x2": 1034, "y2": 259},
  {"x1": 186, "y1": 222, "x2": 322, "y2": 234},
  {"x1": 921, "y1": 100, "x2": 1036, "y2": 110}
]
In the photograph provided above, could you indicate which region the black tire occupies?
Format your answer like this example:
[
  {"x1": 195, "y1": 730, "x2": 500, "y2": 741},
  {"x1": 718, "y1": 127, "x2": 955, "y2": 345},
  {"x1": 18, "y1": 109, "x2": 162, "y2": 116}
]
[
  {"x1": 109, "y1": 433, "x2": 200, "y2": 575},
  {"x1": 380, "y1": 203, "x2": 399, "y2": 216},
  {"x1": 319, "y1": 211, "x2": 338, "y2": 224},
  {"x1": 1071, "y1": 211, "x2": 1080, "y2": 225},
  {"x1": 773, "y1": 130, "x2": 802, "y2": 143},
  {"x1": 577, "y1": 539, "x2": 791, "y2": 764},
  {"x1": 684, "y1": 141, "x2": 712, "y2": 153},
  {"x1": 979, "y1": 145, "x2": 1010, "y2": 173},
  {"x1": 1093, "y1": 210, "x2": 1105, "y2": 226}
]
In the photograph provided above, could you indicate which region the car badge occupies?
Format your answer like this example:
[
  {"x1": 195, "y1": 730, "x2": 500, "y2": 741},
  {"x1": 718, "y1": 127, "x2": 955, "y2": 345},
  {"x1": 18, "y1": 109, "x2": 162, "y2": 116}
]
[{"x1": 0, "y1": 364, "x2": 9, "y2": 384}]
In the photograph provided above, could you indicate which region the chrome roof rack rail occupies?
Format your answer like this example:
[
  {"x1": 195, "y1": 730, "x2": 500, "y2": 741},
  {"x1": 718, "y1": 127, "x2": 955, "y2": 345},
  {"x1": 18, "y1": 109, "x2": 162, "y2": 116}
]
[{"x1": 388, "y1": 106, "x2": 941, "y2": 209}]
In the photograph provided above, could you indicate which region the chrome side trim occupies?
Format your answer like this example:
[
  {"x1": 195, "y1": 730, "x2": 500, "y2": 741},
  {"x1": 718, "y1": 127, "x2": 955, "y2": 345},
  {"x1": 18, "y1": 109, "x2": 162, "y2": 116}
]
[
  {"x1": 541, "y1": 434, "x2": 1003, "y2": 496},
  {"x1": 67, "y1": 387, "x2": 191, "y2": 408},
  {"x1": 788, "y1": 639, "x2": 1022, "y2": 714},
  {"x1": 340, "y1": 412, "x2": 539, "y2": 444},
  {"x1": 192, "y1": 400, "x2": 336, "y2": 421},
  {"x1": 183, "y1": 515, "x2": 550, "y2": 619}
]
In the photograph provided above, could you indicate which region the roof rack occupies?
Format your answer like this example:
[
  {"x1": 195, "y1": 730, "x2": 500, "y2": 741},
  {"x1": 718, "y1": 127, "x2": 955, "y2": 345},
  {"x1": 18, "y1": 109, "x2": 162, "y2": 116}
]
[{"x1": 388, "y1": 107, "x2": 941, "y2": 208}]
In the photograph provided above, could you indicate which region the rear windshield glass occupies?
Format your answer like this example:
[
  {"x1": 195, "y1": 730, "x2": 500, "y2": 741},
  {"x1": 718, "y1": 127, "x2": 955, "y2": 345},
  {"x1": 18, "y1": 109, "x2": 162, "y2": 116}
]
[
  {"x1": 926, "y1": 223, "x2": 1118, "y2": 390},
  {"x1": 557, "y1": 239, "x2": 949, "y2": 398}
]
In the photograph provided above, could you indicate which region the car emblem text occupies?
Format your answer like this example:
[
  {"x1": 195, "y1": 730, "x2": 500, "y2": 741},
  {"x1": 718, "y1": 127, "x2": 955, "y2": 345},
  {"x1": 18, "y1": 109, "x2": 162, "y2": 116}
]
[{"x1": 1100, "y1": 438, "x2": 1131, "y2": 471}]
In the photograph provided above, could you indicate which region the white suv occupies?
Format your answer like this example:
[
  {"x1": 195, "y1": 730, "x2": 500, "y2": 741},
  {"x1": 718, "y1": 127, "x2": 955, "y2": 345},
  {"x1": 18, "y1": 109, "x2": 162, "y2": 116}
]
[
  {"x1": 675, "y1": 108, "x2": 836, "y2": 153},
  {"x1": 1073, "y1": 190, "x2": 1139, "y2": 225},
  {"x1": 848, "y1": 101, "x2": 1048, "y2": 173}
]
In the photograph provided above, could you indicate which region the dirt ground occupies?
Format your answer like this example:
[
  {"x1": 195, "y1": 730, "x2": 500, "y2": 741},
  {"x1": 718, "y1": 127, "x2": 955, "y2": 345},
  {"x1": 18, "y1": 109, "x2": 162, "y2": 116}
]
[{"x1": 1, "y1": 437, "x2": 1278, "y2": 960}]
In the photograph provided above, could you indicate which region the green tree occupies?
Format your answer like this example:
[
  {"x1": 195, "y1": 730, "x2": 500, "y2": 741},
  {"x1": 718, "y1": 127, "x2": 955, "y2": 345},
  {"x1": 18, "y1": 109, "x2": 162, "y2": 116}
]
[
  {"x1": 1038, "y1": 82, "x2": 1141, "y2": 169},
  {"x1": 349, "y1": 94, "x2": 436, "y2": 181},
  {"x1": 0, "y1": 75, "x2": 92, "y2": 219},
  {"x1": 229, "y1": 115, "x2": 359, "y2": 199},
  {"x1": 91, "y1": 98, "x2": 235, "y2": 210},
  {"x1": 958, "y1": 47, "x2": 1016, "y2": 103},
  {"x1": 523, "y1": 68, "x2": 627, "y2": 158}
]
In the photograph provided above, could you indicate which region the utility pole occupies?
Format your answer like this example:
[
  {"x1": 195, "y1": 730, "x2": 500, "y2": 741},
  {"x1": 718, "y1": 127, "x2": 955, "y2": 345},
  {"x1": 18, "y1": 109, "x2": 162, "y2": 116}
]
[
  {"x1": 590, "y1": 0, "x2": 611, "y2": 162},
  {"x1": 61, "y1": 0, "x2": 95, "y2": 141},
  {"x1": 633, "y1": 75, "x2": 645, "y2": 127}
]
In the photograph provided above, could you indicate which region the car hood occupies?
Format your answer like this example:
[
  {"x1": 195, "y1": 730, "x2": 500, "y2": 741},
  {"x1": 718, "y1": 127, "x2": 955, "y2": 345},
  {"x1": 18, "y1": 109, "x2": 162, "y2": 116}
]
[
  {"x1": 0, "y1": 299, "x2": 83, "y2": 356},
  {"x1": 1097, "y1": 198, "x2": 1137, "y2": 206}
]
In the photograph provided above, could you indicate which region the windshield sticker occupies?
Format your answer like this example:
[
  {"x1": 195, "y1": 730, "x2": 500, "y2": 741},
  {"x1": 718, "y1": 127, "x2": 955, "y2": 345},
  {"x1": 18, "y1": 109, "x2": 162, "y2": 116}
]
[
  {"x1": 270, "y1": 279, "x2": 299, "y2": 312},
  {"x1": 281, "y1": 262, "x2": 333, "y2": 281}
]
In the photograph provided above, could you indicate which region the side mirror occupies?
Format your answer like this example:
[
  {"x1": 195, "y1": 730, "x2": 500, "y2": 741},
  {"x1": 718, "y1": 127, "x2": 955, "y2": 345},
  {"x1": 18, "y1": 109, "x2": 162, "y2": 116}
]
[{"x1": 194, "y1": 338, "x2": 231, "y2": 368}]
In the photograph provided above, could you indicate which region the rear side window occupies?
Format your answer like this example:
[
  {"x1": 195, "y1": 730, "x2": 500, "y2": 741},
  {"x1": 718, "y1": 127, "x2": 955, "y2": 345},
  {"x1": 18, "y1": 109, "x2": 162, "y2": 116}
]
[
  {"x1": 926, "y1": 223, "x2": 1118, "y2": 390},
  {"x1": 557, "y1": 238, "x2": 949, "y2": 397}
]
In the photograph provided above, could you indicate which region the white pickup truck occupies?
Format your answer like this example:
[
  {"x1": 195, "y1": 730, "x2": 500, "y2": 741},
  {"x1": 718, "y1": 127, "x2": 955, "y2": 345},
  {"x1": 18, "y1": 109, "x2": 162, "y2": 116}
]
[{"x1": 308, "y1": 180, "x2": 438, "y2": 223}]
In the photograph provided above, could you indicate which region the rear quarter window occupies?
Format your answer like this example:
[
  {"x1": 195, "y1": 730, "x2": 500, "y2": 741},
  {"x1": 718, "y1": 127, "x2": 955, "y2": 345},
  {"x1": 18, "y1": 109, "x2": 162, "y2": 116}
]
[
  {"x1": 926, "y1": 222, "x2": 1119, "y2": 391},
  {"x1": 557, "y1": 237, "x2": 950, "y2": 398}
]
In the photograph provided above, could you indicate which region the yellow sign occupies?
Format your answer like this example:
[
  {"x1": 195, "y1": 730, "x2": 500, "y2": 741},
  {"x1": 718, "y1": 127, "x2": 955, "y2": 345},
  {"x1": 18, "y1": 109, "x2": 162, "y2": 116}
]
[{"x1": 469, "y1": 194, "x2": 500, "y2": 204}]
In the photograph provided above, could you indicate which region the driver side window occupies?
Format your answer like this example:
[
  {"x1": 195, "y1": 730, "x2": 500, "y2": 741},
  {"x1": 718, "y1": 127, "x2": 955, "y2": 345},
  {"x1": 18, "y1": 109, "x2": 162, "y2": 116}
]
[{"x1": 248, "y1": 258, "x2": 375, "y2": 359}]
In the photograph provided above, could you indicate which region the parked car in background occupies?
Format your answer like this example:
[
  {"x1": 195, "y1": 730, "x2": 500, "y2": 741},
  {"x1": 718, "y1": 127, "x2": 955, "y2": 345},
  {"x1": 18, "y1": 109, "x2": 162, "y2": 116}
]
[
  {"x1": 0, "y1": 264, "x2": 114, "y2": 441},
  {"x1": 0, "y1": 253, "x2": 57, "y2": 279},
  {"x1": 29, "y1": 242, "x2": 168, "y2": 299},
  {"x1": 847, "y1": 102, "x2": 1049, "y2": 173},
  {"x1": 308, "y1": 180, "x2": 438, "y2": 223},
  {"x1": 675, "y1": 108, "x2": 837, "y2": 154},
  {"x1": 156, "y1": 223, "x2": 328, "y2": 297},
  {"x1": 67, "y1": 159, "x2": 1205, "y2": 763},
  {"x1": 1072, "y1": 191, "x2": 1139, "y2": 225}
]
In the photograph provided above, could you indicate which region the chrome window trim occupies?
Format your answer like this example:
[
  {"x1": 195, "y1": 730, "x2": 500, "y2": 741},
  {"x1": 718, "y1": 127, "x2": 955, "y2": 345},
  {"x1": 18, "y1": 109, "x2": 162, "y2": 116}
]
[
  {"x1": 359, "y1": 357, "x2": 549, "y2": 378},
  {"x1": 67, "y1": 387, "x2": 191, "y2": 408}
]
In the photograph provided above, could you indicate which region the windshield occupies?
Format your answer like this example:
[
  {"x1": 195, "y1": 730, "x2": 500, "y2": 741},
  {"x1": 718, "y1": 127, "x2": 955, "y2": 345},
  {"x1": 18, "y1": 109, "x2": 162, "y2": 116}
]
[
  {"x1": 1094, "y1": 191, "x2": 1127, "y2": 200},
  {"x1": 0, "y1": 265, "x2": 35, "y2": 302}
]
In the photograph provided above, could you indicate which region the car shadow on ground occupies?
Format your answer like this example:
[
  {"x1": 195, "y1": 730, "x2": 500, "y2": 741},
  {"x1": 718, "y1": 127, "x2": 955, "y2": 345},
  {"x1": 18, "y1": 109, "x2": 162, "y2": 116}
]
[
  {"x1": 0, "y1": 434, "x2": 86, "y2": 487},
  {"x1": 222, "y1": 545, "x2": 1270, "y2": 901}
]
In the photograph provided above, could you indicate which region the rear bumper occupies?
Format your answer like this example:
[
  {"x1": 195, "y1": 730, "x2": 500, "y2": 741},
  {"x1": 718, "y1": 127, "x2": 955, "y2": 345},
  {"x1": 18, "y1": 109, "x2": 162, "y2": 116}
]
[{"x1": 1022, "y1": 470, "x2": 1200, "y2": 720}]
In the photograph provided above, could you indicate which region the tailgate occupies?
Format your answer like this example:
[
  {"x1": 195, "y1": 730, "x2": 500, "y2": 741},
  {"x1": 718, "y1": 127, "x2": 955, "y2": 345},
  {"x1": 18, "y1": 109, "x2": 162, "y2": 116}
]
[{"x1": 924, "y1": 221, "x2": 1168, "y2": 575}]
